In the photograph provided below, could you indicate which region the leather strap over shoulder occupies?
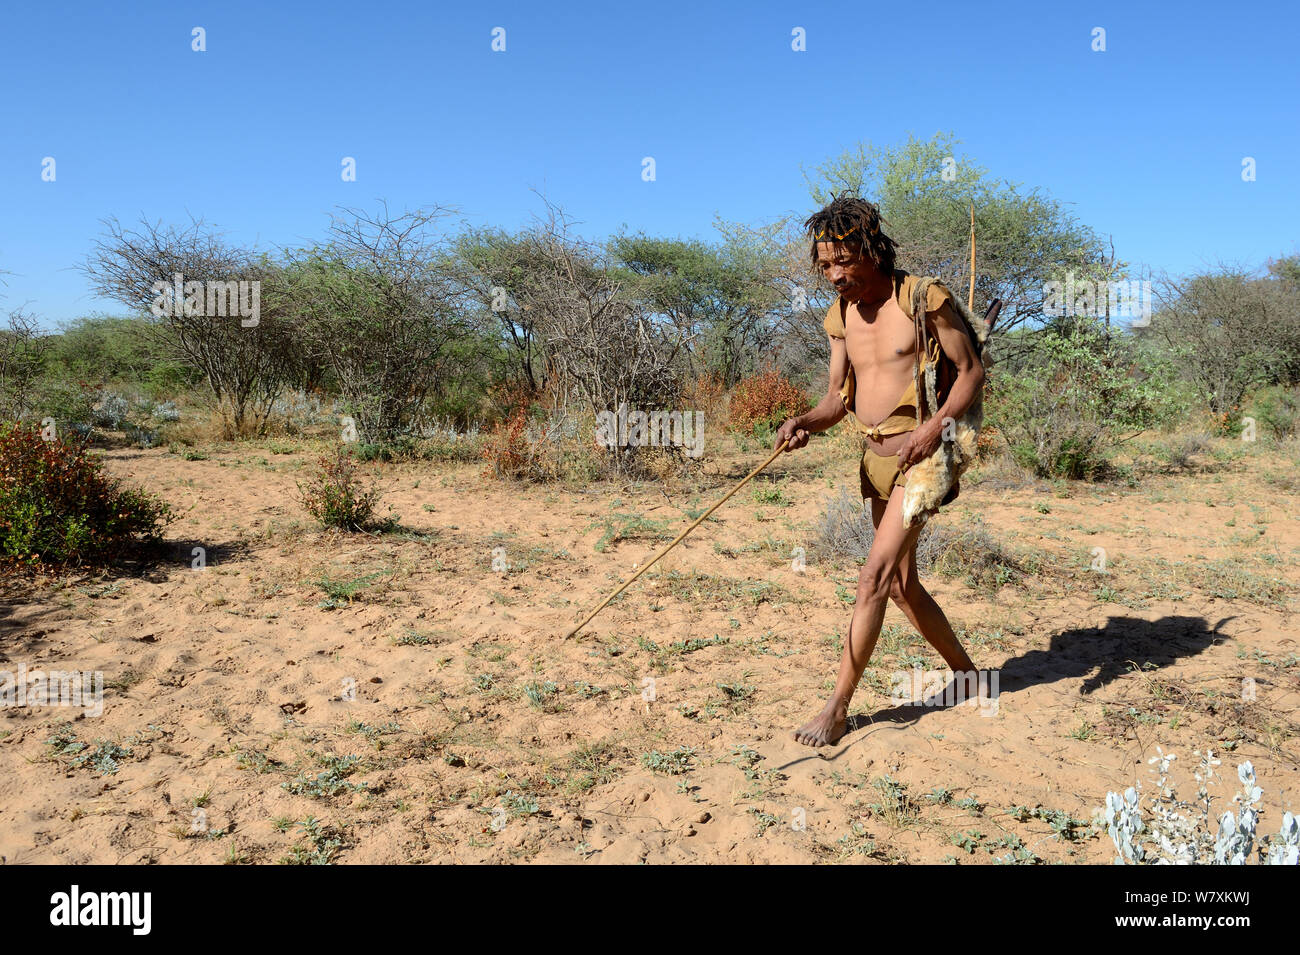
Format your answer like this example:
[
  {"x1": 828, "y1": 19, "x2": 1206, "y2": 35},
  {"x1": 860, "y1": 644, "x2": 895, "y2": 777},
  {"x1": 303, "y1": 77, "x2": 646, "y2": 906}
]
[
  {"x1": 911, "y1": 276, "x2": 934, "y2": 425},
  {"x1": 904, "y1": 274, "x2": 989, "y2": 425}
]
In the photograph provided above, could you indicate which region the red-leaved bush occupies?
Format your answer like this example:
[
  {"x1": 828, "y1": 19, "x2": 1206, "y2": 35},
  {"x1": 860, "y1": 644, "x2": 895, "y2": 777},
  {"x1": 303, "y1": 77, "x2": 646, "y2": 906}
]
[
  {"x1": 296, "y1": 446, "x2": 383, "y2": 530},
  {"x1": 0, "y1": 423, "x2": 173, "y2": 568},
  {"x1": 727, "y1": 369, "x2": 811, "y2": 434},
  {"x1": 480, "y1": 383, "x2": 539, "y2": 480}
]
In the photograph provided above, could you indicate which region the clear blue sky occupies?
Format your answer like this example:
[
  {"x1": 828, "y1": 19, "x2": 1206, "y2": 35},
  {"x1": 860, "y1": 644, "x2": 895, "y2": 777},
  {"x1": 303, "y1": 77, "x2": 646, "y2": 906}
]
[{"x1": 2, "y1": 0, "x2": 1296, "y2": 326}]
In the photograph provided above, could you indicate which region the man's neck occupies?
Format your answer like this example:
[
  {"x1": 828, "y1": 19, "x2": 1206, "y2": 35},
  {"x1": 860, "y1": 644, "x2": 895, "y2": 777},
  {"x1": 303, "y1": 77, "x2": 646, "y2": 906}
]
[{"x1": 846, "y1": 270, "x2": 903, "y2": 308}]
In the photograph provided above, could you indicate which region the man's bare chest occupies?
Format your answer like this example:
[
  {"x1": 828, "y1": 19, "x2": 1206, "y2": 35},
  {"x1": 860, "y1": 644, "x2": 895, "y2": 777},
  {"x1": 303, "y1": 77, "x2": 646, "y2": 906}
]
[{"x1": 843, "y1": 297, "x2": 918, "y2": 373}]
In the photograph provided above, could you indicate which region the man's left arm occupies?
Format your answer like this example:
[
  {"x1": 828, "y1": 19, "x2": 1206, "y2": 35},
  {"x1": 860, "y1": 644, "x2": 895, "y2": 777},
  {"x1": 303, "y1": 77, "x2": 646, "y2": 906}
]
[{"x1": 896, "y1": 295, "x2": 985, "y2": 471}]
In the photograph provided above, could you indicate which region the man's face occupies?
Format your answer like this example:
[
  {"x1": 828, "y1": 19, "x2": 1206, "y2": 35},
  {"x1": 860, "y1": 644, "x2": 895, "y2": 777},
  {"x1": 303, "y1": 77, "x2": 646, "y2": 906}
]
[{"x1": 814, "y1": 241, "x2": 881, "y2": 300}]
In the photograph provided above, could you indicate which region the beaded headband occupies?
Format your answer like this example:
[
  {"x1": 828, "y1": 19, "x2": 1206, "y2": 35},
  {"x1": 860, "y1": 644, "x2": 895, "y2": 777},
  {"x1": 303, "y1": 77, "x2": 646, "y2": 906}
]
[{"x1": 813, "y1": 227, "x2": 859, "y2": 241}]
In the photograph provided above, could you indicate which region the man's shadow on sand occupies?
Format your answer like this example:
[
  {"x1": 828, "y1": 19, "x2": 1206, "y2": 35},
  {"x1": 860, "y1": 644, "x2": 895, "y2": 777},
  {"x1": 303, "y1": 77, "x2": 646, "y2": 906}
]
[{"x1": 785, "y1": 613, "x2": 1234, "y2": 765}]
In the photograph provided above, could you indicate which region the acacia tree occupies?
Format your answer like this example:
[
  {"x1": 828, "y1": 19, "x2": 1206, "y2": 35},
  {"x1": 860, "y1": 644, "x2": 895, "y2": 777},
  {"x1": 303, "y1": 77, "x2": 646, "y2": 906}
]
[
  {"x1": 1148, "y1": 260, "x2": 1300, "y2": 419},
  {"x1": 447, "y1": 225, "x2": 551, "y2": 396},
  {"x1": 707, "y1": 215, "x2": 828, "y2": 386},
  {"x1": 799, "y1": 132, "x2": 1113, "y2": 364},
  {"x1": 508, "y1": 199, "x2": 686, "y2": 420},
  {"x1": 0, "y1": 307, "x2": 48, "y2": 421},
  {"x1": 607, "y1": 233, "x2": 785, "y2": 388},
  {"x1": 276, "y1": 205, "x2": 467, "y2": 443},
  {"x1": 80, "y1": 216, "x2": 294, "y2": 436}
]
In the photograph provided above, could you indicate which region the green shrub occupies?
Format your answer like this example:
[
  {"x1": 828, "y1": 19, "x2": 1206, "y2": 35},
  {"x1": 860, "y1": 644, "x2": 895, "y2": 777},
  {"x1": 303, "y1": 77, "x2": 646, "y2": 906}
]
[
  {"x1": 26, "y1": 375, "x2": 99, "y2": 433},
  {"x1": 353, "y1": 438, "x2": 419, "y2": 462},
  {"x1": 297, "y1": 447, "x2": 381, "y2": 530},
  {"x1": 987, "y1": 318, "x2": 1181, "y2": 479},
  {"x1": 418, "y1": 429, "x2": 485, "y2": 462},
  {"x1": 1249, "y1": 385, "x2": 1300, "y2": 440},
  {"x1": 0, "y1": 423, "x2": 173, "y2": 567}
]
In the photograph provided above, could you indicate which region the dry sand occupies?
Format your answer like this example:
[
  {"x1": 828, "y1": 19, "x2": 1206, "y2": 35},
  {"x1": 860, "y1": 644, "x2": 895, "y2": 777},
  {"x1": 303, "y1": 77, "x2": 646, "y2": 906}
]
[{"x1": 1, "y1": 433, "x2": 1296, "y2": 864}]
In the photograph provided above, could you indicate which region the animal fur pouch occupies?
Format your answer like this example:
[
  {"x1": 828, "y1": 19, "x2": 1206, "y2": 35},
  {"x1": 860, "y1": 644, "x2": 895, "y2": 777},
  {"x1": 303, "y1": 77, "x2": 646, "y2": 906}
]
[{"x1": 900, "y1": 276, "x2": 991, "y2": 528}]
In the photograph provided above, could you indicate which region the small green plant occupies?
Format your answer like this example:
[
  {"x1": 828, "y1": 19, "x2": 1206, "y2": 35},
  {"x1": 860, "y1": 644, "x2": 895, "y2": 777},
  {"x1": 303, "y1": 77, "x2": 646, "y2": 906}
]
[
  {"x1": 716, "y1": 681, "x2": 755, "y2": 703},
  {"x1": 353, "y1": 439, "x2": 418, "y2": 462},
  {"x1": 282, "y1": 817, "x2": 346, "y2": 865},
  {"x1": 866, "y1": 774, "x2": 921, "y2": 828},
  {"x1": 312, "y1": 571, "x2": 382, "y2": 609},
  {"x1": 344, "y1": 719, "x2": 400, "y2": 743},
  {"x1": 836, "y1": 821, "x2": 878, "y2": 859},
  {"x1": 297, "y1": 446, "x2": 382, "y2": 531},
  {"x1": 1007, "y1": 804, "x2": 1084, "y2": 841},
  {"x1": 954, "y1": 795, "x2": 985, "y2": 814},
  {"x1": 501, "y1": 791, "x2": 541, "y2": 818},
  {"x1": 46, "y1": 726, "x2": 133, "y2": 776},
  {"x1": 587, "y1": 512, "x2": 672, "y2": 553},
  {"x1": 668, "y1": 635, "x2": 729, "y2": 654},
  {"x1": 951, "y1": 830, "x2": 984, "y2": 854},
  {"x1": 234, "y1": 748, "x2": 280, "y2": 774},
  {"x1": 751, "y1": 483, "x2": 791, "y2": 507},
  {"x1": 393, "y1": 627, "x2": 433, "y2": 646},
  {"x1": 282, "y1": 753, "x2": 367, "y2": 799},
  {"x1": 640, "y1": 746, "x2": 696, "y2": 775},
  {"x1": 78, "y1": 741, "x2": 131, "y2": 775},
  {"x1": 523, "y1": 680, "x2": 559, "y2": 709},
  {"x1": 567, "y1": 740, "x2": 621, "y2": 791},
  {"x1": 748, "y1": 808, "x2": 780, "y2": 834}
]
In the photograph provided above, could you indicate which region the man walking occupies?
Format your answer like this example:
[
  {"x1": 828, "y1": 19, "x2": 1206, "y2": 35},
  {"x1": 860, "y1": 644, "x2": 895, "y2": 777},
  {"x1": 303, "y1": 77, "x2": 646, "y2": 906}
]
[{"x1": 776, "y1": 196, "x2": 985, "y2": 747}]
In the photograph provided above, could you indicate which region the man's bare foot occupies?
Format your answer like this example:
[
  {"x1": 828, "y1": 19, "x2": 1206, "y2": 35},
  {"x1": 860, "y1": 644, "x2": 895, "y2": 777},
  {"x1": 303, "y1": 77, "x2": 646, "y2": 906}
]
[{"x1": 793, "y1": 699, "x2": 849, "y2": 748}]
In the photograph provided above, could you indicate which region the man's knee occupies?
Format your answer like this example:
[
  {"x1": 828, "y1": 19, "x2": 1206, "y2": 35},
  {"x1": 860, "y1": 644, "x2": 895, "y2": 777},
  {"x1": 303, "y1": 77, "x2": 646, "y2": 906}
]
[
  {"x1": 889, "y1": 574, "x2": 908, "y2": 605},
  {"x1": 858, "y1": 561, "x2": 896, "y2": 600}
]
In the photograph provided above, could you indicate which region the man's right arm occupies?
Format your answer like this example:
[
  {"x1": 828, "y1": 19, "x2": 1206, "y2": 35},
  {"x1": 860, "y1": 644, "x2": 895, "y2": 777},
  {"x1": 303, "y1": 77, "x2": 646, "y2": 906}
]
[{"x1": 774, "y1": 334, "x2": 849, "y2": 451}]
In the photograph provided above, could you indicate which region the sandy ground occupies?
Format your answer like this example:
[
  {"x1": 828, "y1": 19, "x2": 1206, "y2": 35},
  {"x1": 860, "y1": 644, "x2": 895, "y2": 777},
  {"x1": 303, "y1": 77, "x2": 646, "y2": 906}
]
[{"x1": 1, "y1": 431, "x2": 1297, "y2": 864}]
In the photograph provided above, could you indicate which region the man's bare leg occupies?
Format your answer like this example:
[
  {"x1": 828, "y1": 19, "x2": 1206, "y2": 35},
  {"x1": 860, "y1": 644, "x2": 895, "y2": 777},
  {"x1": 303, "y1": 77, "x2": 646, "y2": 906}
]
[
  {"x1": 881, "y1": 500, "x2": 977, "y2": 677},
  {"x1": 794, "y1": 486, "x2": 926, "y2": 747}
]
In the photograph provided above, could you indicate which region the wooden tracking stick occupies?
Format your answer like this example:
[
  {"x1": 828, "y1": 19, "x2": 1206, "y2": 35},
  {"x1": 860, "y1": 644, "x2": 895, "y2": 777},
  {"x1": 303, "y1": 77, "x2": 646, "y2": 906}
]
[{"x1": 564, "y1": 439, "x2": 791, "y2": 638}]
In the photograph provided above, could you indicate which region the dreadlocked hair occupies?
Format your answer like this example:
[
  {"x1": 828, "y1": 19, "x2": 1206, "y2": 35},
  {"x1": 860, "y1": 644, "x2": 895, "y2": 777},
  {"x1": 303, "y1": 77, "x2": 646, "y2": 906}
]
[{"x1": 803, "y1": 194, "x2": 898, "y2": 277}]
